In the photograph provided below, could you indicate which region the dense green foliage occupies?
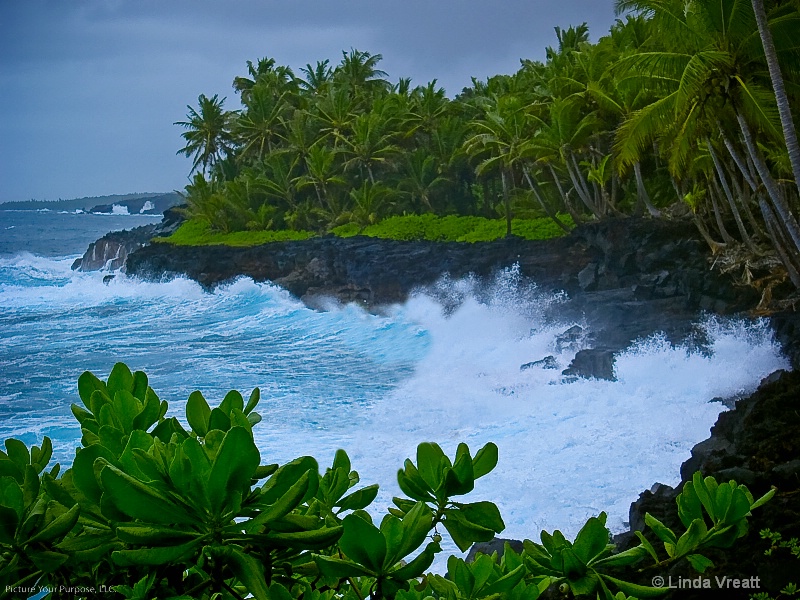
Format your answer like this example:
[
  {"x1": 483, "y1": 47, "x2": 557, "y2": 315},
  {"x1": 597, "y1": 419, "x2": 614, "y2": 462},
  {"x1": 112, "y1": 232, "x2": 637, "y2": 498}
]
[
  {"x1": 0, "y1": 364, "x2": 774, "y2": 599},
  {"x1": 330, "y1": 214, "x2": 574, "y2": 242},
  {"x1": 175, "y1": 1, "x2": 800, "y2": 288},
  {"x1": 156, "y1": 219, "x2": 315, "y2": 246}
]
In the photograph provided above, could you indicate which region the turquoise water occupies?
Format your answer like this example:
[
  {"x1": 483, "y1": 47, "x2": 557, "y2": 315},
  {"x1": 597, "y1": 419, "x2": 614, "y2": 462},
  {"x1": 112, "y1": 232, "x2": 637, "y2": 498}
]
[{"x1": 0, "y1": 210, "x2": 791, "y2": 549}]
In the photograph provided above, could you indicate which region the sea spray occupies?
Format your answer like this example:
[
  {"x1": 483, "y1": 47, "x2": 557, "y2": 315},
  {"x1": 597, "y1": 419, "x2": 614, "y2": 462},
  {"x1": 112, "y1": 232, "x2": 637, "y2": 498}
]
[{"x1": 0, "y1": 254, "x2": 790, "y2": 559}]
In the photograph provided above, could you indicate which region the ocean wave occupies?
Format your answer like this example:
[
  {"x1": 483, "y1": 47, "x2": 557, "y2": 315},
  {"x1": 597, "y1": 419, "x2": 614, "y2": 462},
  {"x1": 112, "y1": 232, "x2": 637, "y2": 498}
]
[{"x1": 0, "y1": 262, "x2": 789, "y2": 562}]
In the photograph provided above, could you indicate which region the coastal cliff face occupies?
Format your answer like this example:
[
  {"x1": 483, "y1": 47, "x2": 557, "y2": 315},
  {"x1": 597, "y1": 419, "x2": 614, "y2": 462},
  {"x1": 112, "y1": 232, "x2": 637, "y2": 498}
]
[{"x1": 125, "y1": 217, "x2": 762, "y2": 356}]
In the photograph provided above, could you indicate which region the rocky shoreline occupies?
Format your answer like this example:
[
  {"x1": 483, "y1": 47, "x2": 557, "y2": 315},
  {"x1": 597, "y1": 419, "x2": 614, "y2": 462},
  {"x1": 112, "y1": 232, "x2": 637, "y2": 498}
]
[{"x1": 79, "y1": 215, "x2": 800, "y2": 595}]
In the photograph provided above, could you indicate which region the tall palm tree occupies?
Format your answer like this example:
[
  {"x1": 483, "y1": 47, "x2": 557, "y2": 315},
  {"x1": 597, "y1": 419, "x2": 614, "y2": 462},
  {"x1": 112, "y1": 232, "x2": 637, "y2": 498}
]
[
  {"x1": 751, "y1": 0, "x2": 800, "y2": 196},
  {"x1": 175, "y1": 94, "x2": 235, "y2": 176}
]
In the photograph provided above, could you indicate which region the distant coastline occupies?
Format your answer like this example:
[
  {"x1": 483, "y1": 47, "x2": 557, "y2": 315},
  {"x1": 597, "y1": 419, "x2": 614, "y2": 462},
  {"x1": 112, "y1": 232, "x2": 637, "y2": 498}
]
[{"x1": 0, "y1": 191, "x2": 181, "y2": 214}]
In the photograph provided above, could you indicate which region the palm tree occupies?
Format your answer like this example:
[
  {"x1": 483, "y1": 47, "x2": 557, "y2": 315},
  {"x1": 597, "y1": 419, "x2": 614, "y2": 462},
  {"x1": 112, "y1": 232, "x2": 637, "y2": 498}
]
[
  {"x1": 334, "y1": 49, "x2": 391, "y2": 98},
  {"x1": 339, "y1": 110, "x2": 399, "y2": 184},
  {"x1": 235, "y1": 85, "x2": 288, "y2": 161},
  {"x1": 751, "y1": 0, "x2": 800, "y2": 197},
  {"x1": 466, "y1": 95, "x2": 533, "y2": 237},
  {"x1": 175, "y1": 94, "x2": 235, "y2": 176},
  {"x1": 299, "y1": 60, "x2": 334, "y2": 96}
]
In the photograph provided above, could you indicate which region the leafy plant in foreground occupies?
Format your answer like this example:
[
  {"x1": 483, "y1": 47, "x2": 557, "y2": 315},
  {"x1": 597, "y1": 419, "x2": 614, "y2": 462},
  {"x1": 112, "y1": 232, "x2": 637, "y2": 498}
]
[{"x1": 0, "y1": 363, "x2": 776, "y2": 600}]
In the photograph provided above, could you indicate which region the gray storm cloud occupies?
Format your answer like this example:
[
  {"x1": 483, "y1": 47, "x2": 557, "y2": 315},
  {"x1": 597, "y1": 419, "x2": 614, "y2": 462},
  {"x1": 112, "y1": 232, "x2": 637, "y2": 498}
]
[{"x1": 0, "y1": 0, "x2": 616, "y2": 202}]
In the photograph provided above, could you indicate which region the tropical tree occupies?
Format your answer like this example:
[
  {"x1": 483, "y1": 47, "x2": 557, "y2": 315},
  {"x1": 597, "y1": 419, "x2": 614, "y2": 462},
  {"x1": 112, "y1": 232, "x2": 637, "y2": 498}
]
[{"x1": 175, "y1": 94, "x2": 235, "y2": 176}]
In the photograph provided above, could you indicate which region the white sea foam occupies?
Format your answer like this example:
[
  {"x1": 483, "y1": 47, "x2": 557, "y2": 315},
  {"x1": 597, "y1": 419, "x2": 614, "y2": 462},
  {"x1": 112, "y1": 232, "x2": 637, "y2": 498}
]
[{"x1": 0, "y1": 256, "x2": 790, "y2": 564}]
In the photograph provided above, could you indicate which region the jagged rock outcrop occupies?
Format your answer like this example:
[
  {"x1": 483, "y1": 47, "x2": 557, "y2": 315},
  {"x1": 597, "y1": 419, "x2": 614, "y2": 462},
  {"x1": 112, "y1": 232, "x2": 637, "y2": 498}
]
[
  {"x1": 72, "y1": 206, "x2": 184, "y2": 272},
  {"x1": 614, "y1": 369, "x2": 800, "y2": 598}
]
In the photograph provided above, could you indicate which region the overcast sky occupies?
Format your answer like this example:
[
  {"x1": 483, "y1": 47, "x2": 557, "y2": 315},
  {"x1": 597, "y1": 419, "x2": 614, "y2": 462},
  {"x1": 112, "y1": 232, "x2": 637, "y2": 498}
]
[{"x1": 0, "y1": 1, "x2": 617, "y2": 203}]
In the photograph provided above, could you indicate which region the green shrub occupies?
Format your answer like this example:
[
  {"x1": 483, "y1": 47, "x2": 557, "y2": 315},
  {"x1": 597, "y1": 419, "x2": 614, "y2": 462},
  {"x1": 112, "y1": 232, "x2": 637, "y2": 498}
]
[
  {"x1": 0, "y1": 364, "x2": 773, "y2": 600},
  {"x1": 156, "y1": 219, "x2": 315, "y2": 246},
  {"x1": 332, "y1": 214, "x2": 574, "y2": 243}
]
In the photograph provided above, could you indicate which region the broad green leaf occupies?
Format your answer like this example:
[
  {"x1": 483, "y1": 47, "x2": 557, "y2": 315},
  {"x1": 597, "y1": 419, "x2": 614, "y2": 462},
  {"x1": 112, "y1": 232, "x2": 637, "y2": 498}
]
[
  {"x1": 389, "y1": 501, "x2": 433, "y2": 564},
  {"x1": 340, "y1": 513, "x2": 387, "y2": 571},
  {"x1": 336, "y1": 483, "x2": 379, "y2": 512},
  {"x1": 42, "y1": 473, "x2": 76, "y2": 509},
  {"x1": 131, "y1": 370, "x2": 148, "y2": 401},
  {"x1": 246, "y1": 471, "x2": 310, "y2": 532},
  {"x1": 228, "y1": 547, "x2": 270, "y2": 600},
  {"x1": 72, "y1": 445, "x2": 118, "y2": 505},
  {"x1": 207, "y1": 407, "x2": 231, "y2": 433},
  {"x1": 593, "y1": 544, "x2": 649, "y2": 568},
  {"x1": 112, "y1": 539, "x2": 201, "y2": 567},
  {"x1": 118, "y1": 430, "x2": 155, "y2": 482},
  {"x1": 5, "y1": 439, "x2": 29, "y2": 469},
  {"x1": 264, "y1": 525, "x2": 343, "y2": 549},
  {"x1": 454, "y1": 501, "x2": 505, "y2": 534},
  {"x1": 315, "y1": 555, "x2": 374, "y2": 578},
  {"x1": 100, "y1": 464, "x2": 197, "y2": 525},
  {"x1": 112, "y1": 390, "x2": 142, "y2": 434},
  {"x1": 472, "y1": 442, "x2": 499, "y2": 479},
  {"x1": 561, "y1": 546, "x2": 588, "y2": 578},
  {"x1": 30, "y1": 437, "x2": 53, "y2": 473},
  {"x1": 219, "y1": 389, "x2": 245, "y2": 415},
  {"x1": 449, "y1": 556, "x2": 475, "y2": 596},
  {"x1": 634, "y1": 531, "x2": 659, "y2": 562},
  {"x1": 107, "y1": 363, "x2": 134, "y2": 394},
  {"x1": 207, "y1": 427, "x2": 260, "y2": 514},
  {"x1": 714, "y1": 482, "x2": 733, "y2": 523},
  {"x1": 116, "y1": 525, "x2": 200, "y2": 545},
  {"x1": 244, "y1": 388, "x2": 260, "y2": 415},
  {"x1": 417, "y1": 442, "x2": 447, "y2": 490},
  {"x1": 483, "y1": 564, "x2": 527, "y2": 596},
  {"x1": 78, "y1": 370, "x2": 109, "y2": 410},
  {"x1": 332, "y1": 448, "x2": 351, "y2": 473},
  {"x1": 644, "y1": 513, "x2": 677, "y2": 545},
  {"x1": 686, "y1": 553, "x2": 714, "y2": 573},
  {"x1": 397, "y1": 469, "x2": 435, "y2": 502},
  {"x1": 723, "y1": 487, "x2": 752, "y2": 524},
  {"x1": 691, "y1": 472, "x2": 716, "y2": 521},
  {"x1": 750, "y1": 487, "x2": 775, "y2": 510},
  {"x1": 677, "y1": 481, "x2": 703, "y2": 528},
  {"x1": 443, "y1": 509, "x2": 495, "y2": 551},
  {"x1": 259, "y1": 456, "x2": 318, "y2": 505},
  {"x1": 132, "y1": 388, "x2": 161, "y2": 431},
  {"x1": 675, "y1": 518, "x2": 707, "y2": 557},
  {"x1": 572, "y1": 513, "x2": 610, "y2": 564},
  {"x1": 391, "y1": 540, "x2": 440, "y2": 580},
  {"x1": 186, "y1": 391, "x2": 211, "y2": 437},
  {"x1": 27, "y1": 504, "x2": 79, "y2": 544},
  {"x1": 469, "y1": 554, "x2": 495, "y2": 591}
]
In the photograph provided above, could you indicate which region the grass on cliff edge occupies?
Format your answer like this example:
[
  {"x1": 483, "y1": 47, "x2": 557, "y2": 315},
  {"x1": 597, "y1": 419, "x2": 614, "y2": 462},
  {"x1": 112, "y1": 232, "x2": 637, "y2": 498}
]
[{"x1": 156, "y1": 213, "x2": 574, "y2": 246}]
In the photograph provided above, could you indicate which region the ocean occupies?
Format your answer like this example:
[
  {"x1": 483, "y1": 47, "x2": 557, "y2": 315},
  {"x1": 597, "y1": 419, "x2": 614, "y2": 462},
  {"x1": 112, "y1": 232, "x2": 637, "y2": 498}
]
[{"x1": 0, "y1": 209, "x2": 790, "y2": 558}]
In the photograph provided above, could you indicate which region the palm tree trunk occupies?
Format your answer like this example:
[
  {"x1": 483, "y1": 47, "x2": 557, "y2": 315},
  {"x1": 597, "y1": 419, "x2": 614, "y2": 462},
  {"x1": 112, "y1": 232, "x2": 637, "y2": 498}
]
[
  {"x1": 759, "y1": 196, "x2": 800, "y2": 288},
  {"x1": 548, "y1": 164, "x2": 583, "y2": 224},
  {"x1": 708, "y1": 181, "x2": 736, "y2": 244},
  {"x1": 522, "y1": 167, "x2": 571, "y2": 233},
  {"x1": 501, "y1": 169, "x2": 513, "y2": 238},
  {"x1": 566, "y1": 156, "x2": 600, "y2": 218},
  {"x1": 633, "y1": 162, "x2": 661, "y2": 217},
  {"x1": 751, "y1": 0, "x2": 800, "y2": 198},
  {"x1": 738, "y1": 112, "x2": 800, "y2": 252},
  {"x1": 707, "y1": 140, "x2": 757, "y2": 250}
]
